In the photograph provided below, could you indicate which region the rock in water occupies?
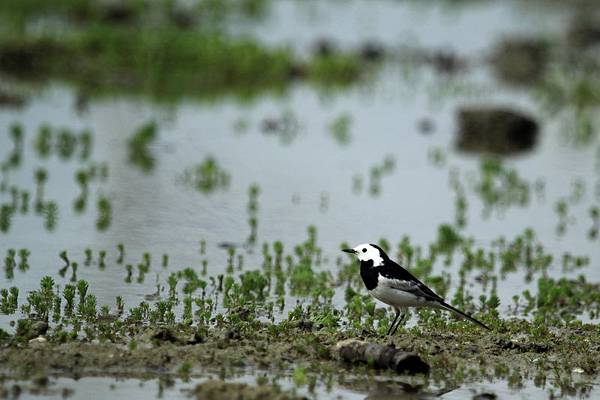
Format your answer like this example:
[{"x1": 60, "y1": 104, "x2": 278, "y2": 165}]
[
  {"x1": 336, "y1": 339, "x2": 430, "y2": 374},
  {"x1": 456, "y1": 107, "x2": 538, "y2": 155}
]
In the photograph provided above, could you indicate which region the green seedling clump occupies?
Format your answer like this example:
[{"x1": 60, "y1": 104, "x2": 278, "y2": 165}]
[
  {"x1": 354, "y1": 155, "x2": 396, "y2": 196},
  {"x1": 96, "y1": 196, "x2": 112, "y2": 231},
  {"x1": 328, "y1": 113, "x2": 352, "y2": 145},
  {"x1": 128, "y1": 122, "x2": 157, "y2": 173},
  {"x1": 181, "y1": 157, "x2": 230, "y2": 194}
]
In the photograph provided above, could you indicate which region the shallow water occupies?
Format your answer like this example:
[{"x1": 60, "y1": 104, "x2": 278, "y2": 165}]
[
  {"x1": 1, "y1": 1, "x2": 599, "y2": 399},
  {"x1": 1, "y1": 374, "x2": 387, "y2": 400},
  {"x1": 5, "y1": 372, "x2": 598, "y2": 400},
  {"x1": 2, "y1": 67, "x2": 597, "y2": 315}
]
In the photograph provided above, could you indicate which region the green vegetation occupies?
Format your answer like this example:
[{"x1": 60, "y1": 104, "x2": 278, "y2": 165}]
[
  {"x1": 180, "y1": 157, "x2": 231, "y2": 194},
  {"x1": 328, "y1": 113, "x2": 352, "y2": 145},
  {"x1": 96, "y1": 196, "x2": 111, "y2": 231},
  {"x1": 0, "y1": 27, "x2": 373, "y2": 102},
  {"x1": 474, "y1": 158, "x2": 533, "y2": 216},
  {"x1": 1, "y1": 122, "x2": 109, "y2": 234},
  {"x1": 353, "y1": 155, "x2": 396, "y2": 196},
  {"x1": 2, "y1": 222, "x2": 596, "y2": 332},
  {"x1": 0, "y1": 248, "x2": 599, "y2": 398},
  {"x1": 33, "y1": 125, "x2": 92, "y2": 161},
  {"x1": 0, "y1": 0, "x2": 376, "y2": 102},
  {"x1": 128, "y1": 122, "x2": 157, "y2": 173},
  {"x1": 536, "y1": 66, "x2": 600, "y2": 145},
  {"x1": 247, "y1": 184, "x2": 260, "y2": 244}
]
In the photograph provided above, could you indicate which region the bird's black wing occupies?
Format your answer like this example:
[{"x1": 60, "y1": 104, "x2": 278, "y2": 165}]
[{"x1": 378, "y1": 259, "x2": 444, "y2": 303}]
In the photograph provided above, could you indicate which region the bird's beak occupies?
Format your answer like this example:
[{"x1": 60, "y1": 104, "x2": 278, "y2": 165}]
[{"x1": 342, "y1": 248, "x2": 356, "y2": 254}]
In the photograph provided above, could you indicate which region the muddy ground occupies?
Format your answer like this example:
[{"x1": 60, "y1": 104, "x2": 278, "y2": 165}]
[{"x1": 1, "y1": 320, "x2": 598, "y2": 397}]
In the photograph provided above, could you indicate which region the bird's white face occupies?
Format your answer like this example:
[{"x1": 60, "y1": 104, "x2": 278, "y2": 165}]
[{"x1": 343, "y1": 243, "x2": 384, "y2": 266}]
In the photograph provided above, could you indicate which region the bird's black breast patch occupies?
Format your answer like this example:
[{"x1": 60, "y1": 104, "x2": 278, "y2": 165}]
[{"x1": 360, "y1": 259, "x2": 379, "y2": 290}]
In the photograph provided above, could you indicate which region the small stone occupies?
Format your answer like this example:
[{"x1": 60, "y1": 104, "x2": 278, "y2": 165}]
[{"x1": 28, "y1": 336, "x2": 47, "y2": 345}]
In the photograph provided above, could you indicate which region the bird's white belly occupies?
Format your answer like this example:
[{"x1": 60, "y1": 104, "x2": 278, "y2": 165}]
[{"x1": 368, "y1": 283, "x2": 432, "y2": 308}]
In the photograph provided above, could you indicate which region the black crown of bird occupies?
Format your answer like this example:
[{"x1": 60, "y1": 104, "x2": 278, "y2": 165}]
[{"x1": 342, "y1": 243, "x2": 490, "y2": 335}]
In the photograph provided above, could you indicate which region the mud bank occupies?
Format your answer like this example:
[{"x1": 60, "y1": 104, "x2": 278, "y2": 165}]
[{"x1": 1, "y1": 320, "x2": 598, "y2": 395}]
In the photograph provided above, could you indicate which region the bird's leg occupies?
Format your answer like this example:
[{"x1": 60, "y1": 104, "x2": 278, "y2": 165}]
[
  {"x1": 390, "y1": 309, "x2": 406, "y2": 336},
  {"x1": 386, "y1": 309, "x2": 401, "y2": 336}
]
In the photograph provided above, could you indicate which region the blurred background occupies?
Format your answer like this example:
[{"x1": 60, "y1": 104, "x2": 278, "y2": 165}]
[{"x1": 1, "y1": 0, "x2": 600, "y2": 399}]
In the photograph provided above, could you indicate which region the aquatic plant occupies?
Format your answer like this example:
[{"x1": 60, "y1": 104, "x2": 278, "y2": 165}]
[
  {"x1": 79, "y1": 130, "x2": 92, "y2": 160},
  {"x1": 26, "y1": 276, "x2": 56, "y2": 321},
  {"x1": 96, "y1": 196, "x2": 111, "y2": 230},
  {"x1": 5, "y1": 123, "x2": 23, "y2": 168},
  {"x1": 4, "y1": 249, "x2": 17, "y2": 280},
  {"x1": 19, "y1": 190, "x2": 29, "y2": 214},
  {"x1": 180, "y1": 156, "x2": 230, "y2": 194},
  {"x1": 62, "y1": 284, "x2": 76, "y2": 317},
  {"x1": 588, "y1": 206, "x2": 599, "y2": 240},
  {"x1": 98, "y1": 250, "x2": 106, "y2": 269},
  {"x1": 261, "y1": 110, "x2": 302, "y2": 145},
  {"x1": 57, "y1": 129, "x2": 77, "y2": 159},
  {"x1": 247, "y1": 184, "x2": 260, "y2": 244},
  {"x1": 125, "y1": 264, "x2": 133, "y2": 283},
  {"x1": 0, "y1": 204, "x2": 13, "y2": 233},
  {"x1": 128, "y1": 121, "x2": 157, "y2": 173},
  {"x1": 73, "y1": 169, "x2": 89, "y2": 212},
  {"x1": 554, "y1": 198, "x2": 572, "y2": 236},
  {"x1": 307, "y1": 53, "x2": 363, "y2": 86},
  {"x1": 84, "y1": 248, "x2": 92, "y2": 266},
  {"x1": 427, "y1": 146, "x2": 446, "y2": 168},
  {"x1": 113, "y1": 243, "x2": 124, "y2": 264},
  {"x1": 473, "y1": 158, "x2": 534, "y2": 216},
  {"x1": 353, "y1": 155, "x2": 396, "y2": 196},
  {"x1": 536, "y1": 65, "x2": 600, "y2": 145},
  {"x1": 17, "y1": 248, "x2": 30, "y2": 271},
  {"x1": 35, "y1": 125, "x2": 52, "y2": 157},
  {"x1": 328, "y1": 113, "x2": 352, "y2": 145},
  {"x1": 0, "y1": 286, "x2": 18, "y2": 314},
  {"x1": 34, "y1": 168, "x2": 48, "y2": 204},
  {"x1": 42, "y1": 201, "x2": 58, "y2": 231},
  {"x1": 31, "y1": 124, "x2": 94, "y2": 160}
]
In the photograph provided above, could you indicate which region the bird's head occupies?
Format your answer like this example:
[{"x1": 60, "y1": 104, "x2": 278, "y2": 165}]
[{"x1": 342, "y1": 243, "x2": 386, "y2": 266}]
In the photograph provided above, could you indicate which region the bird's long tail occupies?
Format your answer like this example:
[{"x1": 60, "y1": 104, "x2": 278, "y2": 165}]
[{"x1": 438, "y1": 301, "x2": 490, "y2": 330}]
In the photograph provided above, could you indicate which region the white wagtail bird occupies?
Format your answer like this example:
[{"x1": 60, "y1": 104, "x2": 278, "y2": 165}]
[{"x1": 342, "y1": 243, "x2": 490, "y2": 335}]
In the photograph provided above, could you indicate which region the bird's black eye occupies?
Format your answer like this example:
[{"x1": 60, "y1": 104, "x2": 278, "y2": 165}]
[{"x1": 362, "y1": 248, "x2": 367, "y2": 253}]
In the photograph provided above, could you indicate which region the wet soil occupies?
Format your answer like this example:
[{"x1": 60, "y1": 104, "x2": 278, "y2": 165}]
[{"x1": 1, "y1": 320, "x2": 598, "y2": 392}]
